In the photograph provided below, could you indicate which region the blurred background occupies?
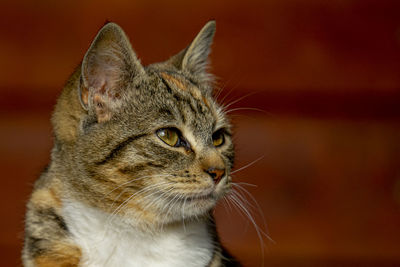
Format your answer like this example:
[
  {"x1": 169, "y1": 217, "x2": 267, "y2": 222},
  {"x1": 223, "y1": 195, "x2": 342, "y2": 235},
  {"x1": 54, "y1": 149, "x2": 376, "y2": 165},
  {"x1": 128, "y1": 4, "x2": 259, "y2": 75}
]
[{"x1": 1, "y1": 0, "x2": 400, "y2": 266}]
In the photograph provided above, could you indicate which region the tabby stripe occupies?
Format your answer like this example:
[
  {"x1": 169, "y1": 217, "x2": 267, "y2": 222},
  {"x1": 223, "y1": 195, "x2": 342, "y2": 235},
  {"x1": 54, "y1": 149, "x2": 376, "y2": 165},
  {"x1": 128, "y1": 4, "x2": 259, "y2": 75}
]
[
  {"x1": 26, "y1": 236, "x2": 45, "y2": 257},
  {"x1": 160, "y1": 76, "x2": 173, "y2": 94},
  {"x1": 96, "y1": 134, "x2": 147, "y2": 165},
  {"x1": 37, "y1": 208, "x2": 68, "y2": 232},
  {"x1": 160, "y1": 77, "x2": 187, "y2": 124}
]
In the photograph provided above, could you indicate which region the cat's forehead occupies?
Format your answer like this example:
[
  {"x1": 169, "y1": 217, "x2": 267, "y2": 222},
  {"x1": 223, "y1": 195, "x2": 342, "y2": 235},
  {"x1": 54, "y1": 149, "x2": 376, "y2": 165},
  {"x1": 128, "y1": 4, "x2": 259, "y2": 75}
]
[{"x1": 132, "y1": 71, "x2": 226, "y2": 136}]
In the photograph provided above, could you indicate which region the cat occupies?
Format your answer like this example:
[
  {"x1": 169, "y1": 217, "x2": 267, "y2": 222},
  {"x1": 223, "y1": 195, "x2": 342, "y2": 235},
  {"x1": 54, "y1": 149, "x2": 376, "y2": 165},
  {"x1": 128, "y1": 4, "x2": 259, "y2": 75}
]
[{"x1": 23, "y1": 21, "x2": 241, "y2": 267}]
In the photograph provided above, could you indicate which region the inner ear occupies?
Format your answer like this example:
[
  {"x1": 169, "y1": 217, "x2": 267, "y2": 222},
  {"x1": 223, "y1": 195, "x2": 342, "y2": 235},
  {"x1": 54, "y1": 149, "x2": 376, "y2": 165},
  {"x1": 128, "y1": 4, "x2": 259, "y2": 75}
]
[{"x1": 80, "y1": 22, "x2": 145, "y2": 122}]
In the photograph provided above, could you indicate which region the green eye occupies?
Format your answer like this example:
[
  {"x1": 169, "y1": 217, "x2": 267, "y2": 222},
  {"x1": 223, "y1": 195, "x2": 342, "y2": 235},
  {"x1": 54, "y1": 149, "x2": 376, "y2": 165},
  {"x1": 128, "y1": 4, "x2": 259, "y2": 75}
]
[
  {"x1": 157, "y1": 128, "x2": 179, "y2": 147},
  {"x1": 212, "y1": 131, "x2": 225, "y2": 147}
]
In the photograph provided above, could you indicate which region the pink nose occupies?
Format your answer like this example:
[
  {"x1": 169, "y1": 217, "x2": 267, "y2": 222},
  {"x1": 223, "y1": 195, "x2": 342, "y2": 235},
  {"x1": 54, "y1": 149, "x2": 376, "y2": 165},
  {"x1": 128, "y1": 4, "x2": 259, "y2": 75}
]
[{"x1": 205, "y1": 167, "x2": 225, "y2": 184}]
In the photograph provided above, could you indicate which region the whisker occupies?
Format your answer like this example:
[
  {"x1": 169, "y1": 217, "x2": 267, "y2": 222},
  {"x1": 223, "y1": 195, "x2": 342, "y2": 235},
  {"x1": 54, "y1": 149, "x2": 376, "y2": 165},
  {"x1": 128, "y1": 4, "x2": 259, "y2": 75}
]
[
  {"x1": 102, "y1": 183, "x2": 174, "y2": 246},
  {"x1": 102, "y1": 174, "x2": 171, "y2": 200},
  {"x1": 231, "y1": 156, "x2": 265, "y2": 175},
  {"x1": 222, "y1": 92, "x2": 257, "y2": 110},
  {"x1": 107, "y1": 181, "x2": 170, "y2": 223},
  {"x1": 234, "y1": 182, "x2": 258, "y2": 187},
  {"x1": 109, "y1": 188, "x2": 129, "y2": 210},
  {"x1": 182, "y1": 196, "x2": 187, "y2": 232},
  {"x1": 134, "y1": 185, "x2": 177, "y2": 229},
  {"x1": 213, "y1": 82, "x2": 228, "y2": 100},
  {"x1": 217, "y1": 75, "x2": 245, "y2": 105},
  {"x1": 231, "y1": 188, "x2": 256, "y2": 211},
  {"x1": 227, "y1": 194, "x2": 266, "y2": 267},
  {"x1": 160, "y1": 193, "x2": 182, "y2": 231},
  {"x1": 140, "y1": 185, "x2": 176, "y2": 212},
  {"x1": 229, "y1": 193, "x2": 269, "y2": 238},
  {"x1": 225, "y1": 107, "x2": 266, "y2": 114},
  {"x1": 223, "y1": 195, "x2": 233, "y2": 212},
  {"x1": 232, "y1": 183, "x2": 275, "y2": 244},
  {"x1": 218, "y1": 86, "x2": 236, "y2": 106}
]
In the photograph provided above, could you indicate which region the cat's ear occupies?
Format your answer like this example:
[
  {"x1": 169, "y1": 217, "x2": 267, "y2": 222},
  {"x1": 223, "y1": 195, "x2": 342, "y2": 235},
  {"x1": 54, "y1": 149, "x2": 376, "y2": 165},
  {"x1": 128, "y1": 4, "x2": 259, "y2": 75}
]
[
  {"x1": 80, "y1": 23, "x2": 145, "y2": 122},
  {"x1": 167, "y1": 21, "x2": 216, "y2": 84}
]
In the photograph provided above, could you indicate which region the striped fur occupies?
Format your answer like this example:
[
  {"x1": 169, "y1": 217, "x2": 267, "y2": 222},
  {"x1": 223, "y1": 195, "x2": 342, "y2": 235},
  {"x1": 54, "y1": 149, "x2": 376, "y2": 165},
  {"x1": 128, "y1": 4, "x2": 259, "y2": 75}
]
[{"x1": 23, "y1": 21, "x2": 239, "y2": 266}]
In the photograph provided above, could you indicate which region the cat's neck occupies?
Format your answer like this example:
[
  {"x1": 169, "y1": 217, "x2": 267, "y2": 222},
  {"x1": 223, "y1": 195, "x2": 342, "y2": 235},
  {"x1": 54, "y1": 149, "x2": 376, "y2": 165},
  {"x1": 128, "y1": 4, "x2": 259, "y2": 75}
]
[{"x1": 62, "y1": 198, "x2": 214, "y2": 267}]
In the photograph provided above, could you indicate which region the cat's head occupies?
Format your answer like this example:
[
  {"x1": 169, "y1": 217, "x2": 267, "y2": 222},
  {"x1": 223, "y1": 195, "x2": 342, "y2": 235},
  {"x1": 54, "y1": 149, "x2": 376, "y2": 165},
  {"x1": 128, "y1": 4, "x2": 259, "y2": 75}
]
[{"x1": 54, "y1": 21, "x2": 234, "y2": 228}]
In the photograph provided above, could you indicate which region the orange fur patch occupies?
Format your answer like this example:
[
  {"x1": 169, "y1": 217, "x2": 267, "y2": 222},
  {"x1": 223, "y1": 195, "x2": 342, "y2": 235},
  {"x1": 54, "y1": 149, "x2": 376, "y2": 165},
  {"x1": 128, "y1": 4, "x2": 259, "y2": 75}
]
[
  {"x1": 49, "y1": 188, "x2": 62, "y2": 207},
  {"x1": 31, "y1": 187, "x2": 62, "y2": 209},
  {"x1": 161, "y1": 72, "x2": 187, "y2": 91},
  {"x1": 80, "y1": 86, "x2": 89, "y2": 106},
  {"x1": 35, "y1": 256, "x2": 79, "y2": 267},
  {"x1": 35, "y1": 242, "x2": 81, "y2": 267},
  {"x1": 160, "y1": 72, "x2": 211, "y2": 109},
  {"x1": 202, "y1": 95, "x2": 210, "y2": 108}
]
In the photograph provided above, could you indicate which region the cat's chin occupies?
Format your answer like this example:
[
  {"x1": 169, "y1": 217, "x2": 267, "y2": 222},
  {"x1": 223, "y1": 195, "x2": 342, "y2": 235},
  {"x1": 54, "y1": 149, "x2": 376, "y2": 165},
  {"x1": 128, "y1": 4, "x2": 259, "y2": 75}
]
[
  {"x1": 115, "y1": 195, "x2": 215, "y2": 228},
  {"x1": 117, "y1": 182, "x2": 230, "y2": 227},
  {"x1": 157, "y1": 195, "x2": 218, "y2": 225},
  {"x1": 162, "y1": 191, "x2": 232, "y2": 223},
  {"x1": 117, "y1": 206, "x2": 214, "y2": 232},
  {"x1": 167, "y1": 196, "x2": 215, "y2": 219},
  {"x1": 173, "y1": 186, "x2": 229, "y2": 218}
]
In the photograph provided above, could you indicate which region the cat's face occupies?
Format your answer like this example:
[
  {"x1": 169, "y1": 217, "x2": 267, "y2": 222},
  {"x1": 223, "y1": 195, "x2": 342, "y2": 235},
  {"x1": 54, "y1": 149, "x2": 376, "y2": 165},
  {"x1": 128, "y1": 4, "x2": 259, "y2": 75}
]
[
  {"x1": 104, "y1": 72, "x2": 234, "y2": 224},
  {"x1": 65, "y1": 22, "x2": 234, "y2": 227}
]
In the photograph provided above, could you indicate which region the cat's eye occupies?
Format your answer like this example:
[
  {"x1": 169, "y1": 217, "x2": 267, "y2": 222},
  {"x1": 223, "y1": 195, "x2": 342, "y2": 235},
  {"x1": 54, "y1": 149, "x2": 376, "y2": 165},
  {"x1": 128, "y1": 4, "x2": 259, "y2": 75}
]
[
  {"x1": 156, "y1": 128, "x2": 179, "y2": 147},
  {"x1": 212, "y1": 130, "x2": 225, "y2": 147}
]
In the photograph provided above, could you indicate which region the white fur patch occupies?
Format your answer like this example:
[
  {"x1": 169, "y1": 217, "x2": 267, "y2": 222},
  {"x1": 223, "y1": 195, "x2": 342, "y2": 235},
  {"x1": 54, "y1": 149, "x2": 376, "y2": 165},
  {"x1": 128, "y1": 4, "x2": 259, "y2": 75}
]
[{"x1": 62, "y1": 200, "x2": 214, "y2": 267}]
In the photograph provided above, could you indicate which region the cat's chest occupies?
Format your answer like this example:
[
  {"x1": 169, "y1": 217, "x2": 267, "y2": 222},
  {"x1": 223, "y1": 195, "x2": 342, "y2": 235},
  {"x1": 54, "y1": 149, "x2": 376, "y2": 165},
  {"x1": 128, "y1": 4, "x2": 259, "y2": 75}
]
[{"x1": 62, "y1": 200, "x2": 214, "y2": 267}]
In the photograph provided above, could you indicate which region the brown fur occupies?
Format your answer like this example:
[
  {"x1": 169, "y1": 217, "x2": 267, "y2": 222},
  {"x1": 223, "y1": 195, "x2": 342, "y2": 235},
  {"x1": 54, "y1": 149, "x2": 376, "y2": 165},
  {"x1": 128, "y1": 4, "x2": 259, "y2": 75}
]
[{"x1": 23, "y1": 21, "x2": 239, "y2": 266}]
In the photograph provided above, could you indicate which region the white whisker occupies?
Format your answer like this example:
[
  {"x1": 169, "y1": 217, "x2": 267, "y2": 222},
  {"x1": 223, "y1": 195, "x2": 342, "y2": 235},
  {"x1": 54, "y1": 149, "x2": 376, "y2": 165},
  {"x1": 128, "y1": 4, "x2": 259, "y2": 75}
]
[
  {"x1": 231, "y1": 188, "x2": 256, "y2": 211},
  {"x1": 159, "y1": 193, "x2": 183, "y2": 232},
  {"x1": 107, "y1": 181, "x2": 170, "y2": 224},
  {"x1": 227, "y1": 194, "x2": 266, "y2": 267},
  {"x1": 231, "y1": 156, "x2": 265, "y2": 175},
  {"x1": 218, "y1": 85, "x2": 236, "y2": 105},
  {"x1": 234, "y1": 182, "x2": 258, "y2": 187},
  {"x1": 222, "y1": 92, "x2": 257, "y2": 110},
  {"x1": 232, "y1": 183, "x2": 275, "y2": 244},
  {"x1": 225, "y1": 107, "x2": 266, "y2": 114},
  {"x1": 182, "y1": 196, "x2": 187, "y2": 232},
  {"x1": 102, "y1": 174, "x2": 171, "y2": 200}
]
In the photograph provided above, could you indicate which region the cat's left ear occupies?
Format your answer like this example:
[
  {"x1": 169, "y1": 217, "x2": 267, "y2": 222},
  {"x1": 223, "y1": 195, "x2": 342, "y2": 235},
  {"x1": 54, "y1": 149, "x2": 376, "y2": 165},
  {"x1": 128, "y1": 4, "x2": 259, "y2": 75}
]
[
  {"x1": 80, "y1": 23, "x2": 145, "y2": 122},
  {"x1": 166, "y1": 21, "x2": 216, "y2": 85}
]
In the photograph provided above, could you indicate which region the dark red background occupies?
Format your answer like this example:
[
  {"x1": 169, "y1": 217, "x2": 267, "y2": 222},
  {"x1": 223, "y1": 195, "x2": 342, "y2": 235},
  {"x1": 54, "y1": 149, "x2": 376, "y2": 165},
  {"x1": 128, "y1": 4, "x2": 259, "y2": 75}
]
[{"x1": 1, "y1": 0, "x2": 400, "y2": 266}]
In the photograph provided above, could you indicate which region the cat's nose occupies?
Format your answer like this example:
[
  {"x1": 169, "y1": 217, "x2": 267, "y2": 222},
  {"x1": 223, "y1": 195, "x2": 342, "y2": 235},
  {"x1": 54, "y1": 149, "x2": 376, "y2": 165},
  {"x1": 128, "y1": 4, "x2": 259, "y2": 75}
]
[{"x1": 204, "y1": 167, "x2": 225, "y2": 184}]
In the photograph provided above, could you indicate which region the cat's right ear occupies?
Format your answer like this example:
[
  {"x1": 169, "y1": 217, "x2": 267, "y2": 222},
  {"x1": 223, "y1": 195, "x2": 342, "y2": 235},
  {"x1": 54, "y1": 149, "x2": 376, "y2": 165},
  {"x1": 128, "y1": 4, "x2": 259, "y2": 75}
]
[{"x1": 79, "y1": 23, "x2": 145, "y2": 122}]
